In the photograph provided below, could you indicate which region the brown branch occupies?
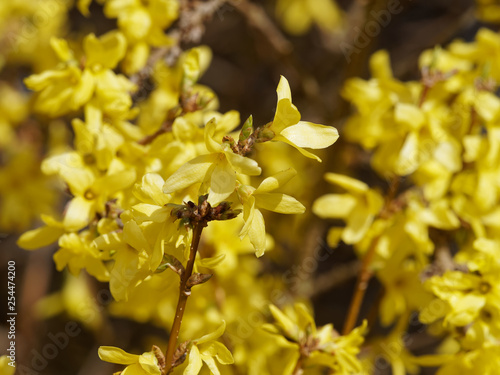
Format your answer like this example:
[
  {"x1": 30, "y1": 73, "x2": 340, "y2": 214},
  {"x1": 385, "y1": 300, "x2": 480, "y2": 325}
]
[
  {"x1": 342, "y1": 235, "x2": 381, "y2": 335},
  {"x1": 291, "y1": 354, "x2": 305, "y2": 375},
  {"x1": 229, "y1": 0, "x2": 293, "y2": 55},
  {"x1": 164, "y1": 222, "x2": 204, "y2": 374},
  {"x1": 342, "y1": 176, "x2": 401, "y2": 335},
  {"x1": 309, "y1": 260, "x2": 360, "y2": 299},
  {"x1": 130, "y1": 0, "x2": 229, "y2": 97}
]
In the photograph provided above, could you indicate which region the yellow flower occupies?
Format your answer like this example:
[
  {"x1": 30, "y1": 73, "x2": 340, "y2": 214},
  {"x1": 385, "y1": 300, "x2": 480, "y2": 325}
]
[
  {"x1": 17, "y1": 214, "x2": 66, "y2": 250},
  {"x1": 94, "y1": 219, "x2": 156, "y2": 301},
  {"x1": 42, "y1": 152, "x2": 136, "y2": 231},
  {"x1": 53, "y1": 232, "x2": 110, "y2": 282},
  {"x1": 79, "y1": 0, "x2": 179, "y2": 73},
  {"x1": 237, "y1": 168, "x2": 305, "y2": 256},
  {"x1": 24, "y1": 31, "x2": 132, "y2": 117},
  {"x1": 163, "y1": 117, "x2": 261, "y2": 205},
  {"x1": 184, "y1": 321, "x2": 234, "y2": 375},
  {"x1": 263, "y1": 303, "x2": 367, "y2": 374},
  {"x1": 276, "y1": 0, "x2": 343, "y2": 35},
  {"x1": 313, "y1": 173, "x2": 384, "y2": 244},
  {"x1": 98, "y1": 346, "x2": 162, "y2": 375},
  {"x1": 267, "y1": 76, "x2": 339, "y2": 162}
]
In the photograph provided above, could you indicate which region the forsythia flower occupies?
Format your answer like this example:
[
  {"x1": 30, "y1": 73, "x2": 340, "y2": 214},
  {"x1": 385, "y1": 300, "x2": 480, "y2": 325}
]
[
  {"x1": 184, "y1": 321, "x2": 234, "y2": 375},
  {"x1": 24, "y1": 31, "x2": 134, "y2": 117},
  {"x1": 98, "y1": 346, "x2": 162, "y2": 375},
  {"x1": 41, "y1": 152, "x2": 136, "y2": 231},
  {"x1": 237, "y1": 168, "x2": 305, "y2": 256},
  {"x1": 266, "y1": 76, "x2": 339, "y2": 162},
  {"x1": 162, "y1": 117, "x2": 261, "y2": 204},
  {"x1": 263, "y1": 303, "x2": 367, "y2": 374},
  {"x1": 276, "y1": 0, "x2": 343, "y2": 35},
  {"x1": 313, "y1": 173, "x2": 384, "y2": 244},
  {"x1": 53, "y1": 232, "x2": 110, "y2": 282},
  {"x1": 79, "y1": 0, "x2": 179, "y2": 73}
]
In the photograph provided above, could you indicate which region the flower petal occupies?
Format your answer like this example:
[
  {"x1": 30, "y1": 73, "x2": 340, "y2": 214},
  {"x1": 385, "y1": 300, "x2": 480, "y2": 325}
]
[
  {"x1": 163, "y1": 154, "x2": 216, "y2": 194},
  {"x1": 208, "y1": 159, "x2": 236, "y2": 205},
  {"x1": 271, "y1": 99, "x2": 301, "y2": 134},
  {"x1": 184, "y1": 345, "x2": 203, "y2": 375},
  {"x1": 254, "y1": 193, "x2": 305, "y2": 214},
  {"x1": 98, "y1": 346, "x2": 139, "y2": 365},
  {"x1": 279, "y1": 121, "x2": 339, "y2": 149},
  {"x1": 273, "y1": 134, "x2": 322, "y2": 162},
  {"x1": 138, "y1": 352, "x2": 161, "y2": 375},
  {"x1": 17, "y1": 225, "x2": 65, "y2": 250},
  {"x1": 63, "y1": 196, "x2": 95, "y2": 231},
  {"x1": 224, "y1": 151, "x2": 261, "y2": 176},
  {"x1": 255, "y1": 168, "x2": 296, "y2": 193},
  {"x1": 195, "y1": 321, "x2": 226, "y2": 345},
  {"x1": 312, "y1": 194, "x2": 357, "y2": 219},
  {"x1": 248, "y1": 208, "x2": 267, "y2": 257},
  {"x1": 276, "y1": 75, "x2": 292, "y2": 102},
  {"x1": 324, "y1": 173, "x2": 369, "y2": 194}
]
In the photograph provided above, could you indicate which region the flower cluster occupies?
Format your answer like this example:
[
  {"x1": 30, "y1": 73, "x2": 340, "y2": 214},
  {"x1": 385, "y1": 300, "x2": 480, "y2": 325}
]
[
  {"x1": 311, "y1": 28, "x2": 500, "y2": 374},
  {"x1": 15, "y1": 2, "x2": 341, "y2": 372}
]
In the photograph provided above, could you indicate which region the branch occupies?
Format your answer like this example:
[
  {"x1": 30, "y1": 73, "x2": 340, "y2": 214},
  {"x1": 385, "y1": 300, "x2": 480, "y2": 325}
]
[{"x1": 164, "y1": 222, "x2": 204, "y2": 374}]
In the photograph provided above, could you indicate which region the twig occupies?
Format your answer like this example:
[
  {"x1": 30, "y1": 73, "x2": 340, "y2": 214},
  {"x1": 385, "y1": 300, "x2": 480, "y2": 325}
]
[
  {"x1": 229, "y1": 0, "x2": 293, "y2": 55},
  {"x1": 342, "y1": 176, "x2": 400, "y2": 335},
  {"x1": 291, "y1": 354, "x2": 304, "y2": 375},
  {"x1": 309, "y1": 260, "x2": 360, "y2": 299},
  {"x1": 164, "y1": 222, "x2": 204, "y2": 374},
  {"x1": 342, "y1": 236, "x2": 381, "y2": 335},
  {"x1": 130, "y1": 0, "x2": 229, "y2": 98}
]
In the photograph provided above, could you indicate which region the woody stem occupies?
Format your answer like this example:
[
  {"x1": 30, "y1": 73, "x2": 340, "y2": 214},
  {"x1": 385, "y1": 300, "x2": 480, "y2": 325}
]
[
  {"x1": 164, "y1": 222, "x2": 205, "y2": 374},
  {"x1": 342, "y1": 177, "x2": 400, "y2": 335}
]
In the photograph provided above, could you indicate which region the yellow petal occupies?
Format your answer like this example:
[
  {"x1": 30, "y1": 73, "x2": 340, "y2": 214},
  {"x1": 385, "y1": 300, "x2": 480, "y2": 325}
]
[
  {"x1": 50, "y1": 38, "x2": 74, "y2": 62},
  {"x1": 208, "y1": 159, "x2": 236, "y2": 205},
  {"x1": 396, "y1": 132, "x2": 419, "y2": 175},
  {"x1": 369, "y1": 50, "x2": 393, "y2": 80},
  {"x1": 324, "y1": 173, "x2": 368, "y2": 194},
  {"x1": 133, "y1": 173, "x2": 170, "y2": 206},
  {"x1": 279, "y1": 121, "x2": 339, "y2": 149},
  {"x1": 201, "y1": 356, "x2": 220, "y2": 375},
  {"x1": 195, "y1": 321, "x2": 226, "y2": 345},
  {"x1": 95, "y1": 168, "x2": 137, "y2": 195},
  {"x1": 343, "y1": 205, "x2": 374, "y2": 244},
  {"x1": 271, "y1": 99, "x2": 301, "y2": 134},
  {"x1": 17, "y1": 225, "x2": 65, "y2": 250},
  {"x1": 269, "y1": 304, "x2": 296, "y2": 339},
  {"x1": 273, "y1": 134, "x2": 322, "y2": 162},
  {"x1": 394, "y1": 103, "x2": 425, "y2": 130},
  {"x1": 123, "y1": 220, "x2": 149, "y2": 252},
  {"x1": 184, "y1": 345, "x2": 203, "y2": 375},
  {"x1": 63, "y1": 196, "x2": 95, "y2": 231},
  {"x1": 224, "y1": 150, "x2": 261, "y2": 176},
  {"x1": 84, "y1": 31, "x2": 127, "y2": 70},
  {"x1": 276, "y1": 75, "x2": 292, "y2": 102},
  {"x1": 248, "y1": 208, "x2": 267, "y2": 257},
  {"x1": 98, "y1": 346, "x2": 139, "y2": 365},
  {"x1": 205, "y1": 342, "x2": 234, "y2": 365},
  {"x1": 163, "y1": 154, "x2": 217, "y2": 194},
  {"x1": 204, "y1": 118, "x2": 223, "y2": 153},
  {"x1": 256, "y1": 168, "x2": 297, "y2": 193},
  {"x1": 312, "y1": 194, "x2": 357, "y2": 219},
  {"x1": 138, "y1": 352, "x2": 161, "y2": 375},
  {"x1": 254, "y1": 193, "x2": 305, "y2": 214}
]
